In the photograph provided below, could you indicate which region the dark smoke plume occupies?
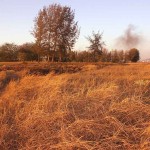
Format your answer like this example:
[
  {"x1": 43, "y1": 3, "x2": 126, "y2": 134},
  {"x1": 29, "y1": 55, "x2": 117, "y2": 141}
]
[{"x1": 116, "y1": 24, "x2": 142, "y2": 49}]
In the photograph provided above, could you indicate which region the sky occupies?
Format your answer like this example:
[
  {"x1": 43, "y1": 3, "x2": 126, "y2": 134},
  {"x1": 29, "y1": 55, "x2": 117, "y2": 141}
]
[{"x1": 0, "y1": 0, "x2": 150, "y2": 59}]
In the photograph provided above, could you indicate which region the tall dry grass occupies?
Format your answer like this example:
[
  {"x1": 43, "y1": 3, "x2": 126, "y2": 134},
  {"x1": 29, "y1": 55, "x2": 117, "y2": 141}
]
[{"x1": 0, "y1": 63, "x2": 150, "y2": 149}]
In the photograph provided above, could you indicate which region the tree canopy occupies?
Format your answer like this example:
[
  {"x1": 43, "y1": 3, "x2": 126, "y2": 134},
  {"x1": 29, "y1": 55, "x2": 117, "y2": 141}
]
[
  {"x1": 128, "y1": 48, "x2": 140, "y2": 62},
  {"x1": 87, "y1": 31, "x2": 105, "y2": 62},
  {"x1": 32, "y1": 4, "x2": 79, "y2": 62}
]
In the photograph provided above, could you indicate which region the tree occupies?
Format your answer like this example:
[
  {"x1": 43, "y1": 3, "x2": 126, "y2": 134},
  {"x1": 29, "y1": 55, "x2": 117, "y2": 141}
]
[
  {"x1": 17, "y1": 52, "x2": 26, "y2": 62},
  {"x1": 101, "y1": 48, "x2": 109, "y2": 62},
  {"x1": 0, "y1": 43, "x2": 18, "y2": 62},
  {"x1": 118, "y1": 50, "x2": 125, "y2": 63},
  {"x1": 32, "y1": 4, "x2": 79, "y2": 62},
  {"x1": 32, "y1": 8, "x2": 48, "y2": 62},
  {"x1": 67, "y1": 51, "x2": 77, "y2": 62},
  {"x1": 87, "y1": 31, "x2": 105, "y2": 62},
  {"x1": 111, "y1": 50, "x2": 119, "y2": 63},
  {"x1": 18, "y1": 43, "x2": 38, "y2": 61},
  {"x1": 128, "y1": 48, "x2": 140, "y2": 62}
]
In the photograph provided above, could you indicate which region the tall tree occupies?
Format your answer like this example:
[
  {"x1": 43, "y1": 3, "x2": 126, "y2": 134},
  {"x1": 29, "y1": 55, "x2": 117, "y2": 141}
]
[
  {"x1": 87, "y1": 31, "x2": 105, "y2": 62},
  {"x1": 32, "y1": 4, "x2": 79, "y2": 62},
  {"x1": 32, "y1": 9, "x2": 47, "y2": 62}
]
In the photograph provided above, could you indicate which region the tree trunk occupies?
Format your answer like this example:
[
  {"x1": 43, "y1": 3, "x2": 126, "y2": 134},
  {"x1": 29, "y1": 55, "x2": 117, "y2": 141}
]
[
  {"x1": 59, "y1": 49, "x2": 62, "y2": 62},
  {"x1": 47, "y1": 55, "x2": 50, "y2": 62},
  {"x1": 38, "y1": 54, "x2": 40, "y2": 62},
  {"x1": 51, "y1": 53, "x2": 55, "y2": 62}
]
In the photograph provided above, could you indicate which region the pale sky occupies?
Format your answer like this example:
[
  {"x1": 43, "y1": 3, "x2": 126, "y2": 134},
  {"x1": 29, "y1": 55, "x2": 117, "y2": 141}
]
[{"x1": 0, "y1": 0, "x2": 150, "y2": 59}]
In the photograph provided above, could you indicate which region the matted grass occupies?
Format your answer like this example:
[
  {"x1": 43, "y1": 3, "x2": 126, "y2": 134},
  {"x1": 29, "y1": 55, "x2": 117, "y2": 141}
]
[{"x1": 0, "y1": 63, "x2": 150, "y2": 149}]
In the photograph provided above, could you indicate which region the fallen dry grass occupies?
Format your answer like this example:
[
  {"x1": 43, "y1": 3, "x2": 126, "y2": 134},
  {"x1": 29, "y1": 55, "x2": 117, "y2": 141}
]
[{"x1": 0, "y1": 63, "x2": 150, "y2": 149}]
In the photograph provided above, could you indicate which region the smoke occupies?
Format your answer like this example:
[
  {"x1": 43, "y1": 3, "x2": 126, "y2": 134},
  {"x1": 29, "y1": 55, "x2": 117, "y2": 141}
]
[{"x1": 116, "y1": 24, "x2": 142, "y2": 49}]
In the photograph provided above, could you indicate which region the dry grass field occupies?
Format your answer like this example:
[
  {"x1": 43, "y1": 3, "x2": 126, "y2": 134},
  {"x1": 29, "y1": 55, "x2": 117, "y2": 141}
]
[{"x1": 0, "y1": 62, "x2": 150, "y2": 150}]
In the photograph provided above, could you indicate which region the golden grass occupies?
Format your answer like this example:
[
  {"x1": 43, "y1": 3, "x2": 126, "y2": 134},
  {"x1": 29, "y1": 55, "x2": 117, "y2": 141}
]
[{"x1": 0, "y1": 63, "x2": 150, "y2": 149}]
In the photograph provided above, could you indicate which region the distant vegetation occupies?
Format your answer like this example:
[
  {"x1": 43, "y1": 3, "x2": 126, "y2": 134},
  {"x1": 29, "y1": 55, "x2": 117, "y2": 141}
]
[
  {"x1": 0, "y1": 42, "x2": 140, "y2": 63},
  {"x1": 0, "y1": 3, "x2": 140, "y2": 63}
]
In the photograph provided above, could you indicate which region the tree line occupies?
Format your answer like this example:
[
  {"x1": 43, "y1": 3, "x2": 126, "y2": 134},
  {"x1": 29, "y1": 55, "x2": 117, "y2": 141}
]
[
  {"x1": 0, "y1": 42, "x2": 139, "y2": 63},
  {"x1": 0, "y1": 3, "x2": 140, "y2": 63}
]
